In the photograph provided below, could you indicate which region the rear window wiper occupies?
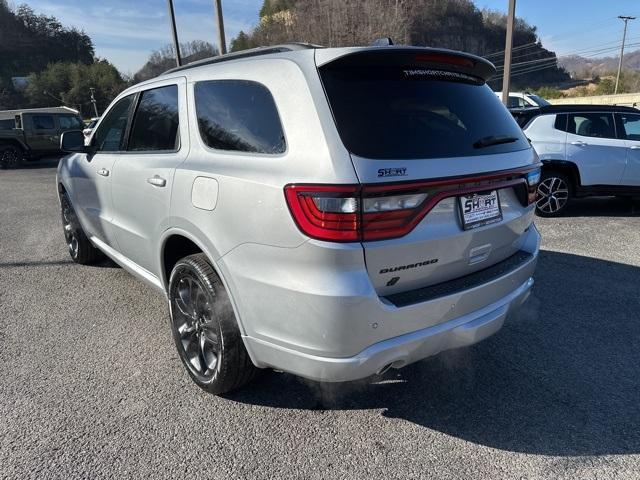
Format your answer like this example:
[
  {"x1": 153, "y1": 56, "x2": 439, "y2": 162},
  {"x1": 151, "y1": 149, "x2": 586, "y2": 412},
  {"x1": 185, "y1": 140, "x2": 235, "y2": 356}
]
[{"x1": 473, "y1": 135, "x2": 519, "y2": 149}]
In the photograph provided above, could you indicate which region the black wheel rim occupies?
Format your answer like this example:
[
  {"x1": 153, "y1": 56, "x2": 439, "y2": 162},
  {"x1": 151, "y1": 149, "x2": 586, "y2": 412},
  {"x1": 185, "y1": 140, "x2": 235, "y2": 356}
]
[
  {"x1": 61, "y1": 197, "x2": 79, "y2": 258},
  {"x1": 536, "y1": 177, "x2": 569, "y2": 214},
  {"x1": 171, "y1": 273, "x2": 221, "y2": 380},
  {"x1": 2, "y1": 149, "x2": 19, "y2": 168}
]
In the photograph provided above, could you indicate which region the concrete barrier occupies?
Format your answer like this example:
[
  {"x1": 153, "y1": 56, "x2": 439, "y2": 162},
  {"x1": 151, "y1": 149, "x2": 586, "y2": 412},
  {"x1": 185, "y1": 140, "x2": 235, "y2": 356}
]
[{"x1": 548, "y1": 93, "x2": 640, "y2": 107}]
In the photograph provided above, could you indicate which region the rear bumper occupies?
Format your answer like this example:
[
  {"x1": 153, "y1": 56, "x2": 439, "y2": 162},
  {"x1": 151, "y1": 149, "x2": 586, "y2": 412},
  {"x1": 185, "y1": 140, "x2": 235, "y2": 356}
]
[{"x1": 243, "y1": 275, "x2": 533, "y2": 382}]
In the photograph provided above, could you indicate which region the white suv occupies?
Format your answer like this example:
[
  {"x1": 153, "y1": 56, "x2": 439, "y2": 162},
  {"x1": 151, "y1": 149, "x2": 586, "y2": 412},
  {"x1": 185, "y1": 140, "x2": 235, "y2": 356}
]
[
  {"x1": 57, "y1": 44, "x2": 541, "y2": 394},
  {"x1": 519, "y1": 105, "x2": 640, "y2": 216}
]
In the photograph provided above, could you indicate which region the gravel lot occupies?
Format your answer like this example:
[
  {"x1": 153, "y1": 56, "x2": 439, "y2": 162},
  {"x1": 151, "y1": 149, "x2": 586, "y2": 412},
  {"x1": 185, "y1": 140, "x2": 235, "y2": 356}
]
[{"x1": 1, "y1": 159, "x2": 640, "y2": 479}]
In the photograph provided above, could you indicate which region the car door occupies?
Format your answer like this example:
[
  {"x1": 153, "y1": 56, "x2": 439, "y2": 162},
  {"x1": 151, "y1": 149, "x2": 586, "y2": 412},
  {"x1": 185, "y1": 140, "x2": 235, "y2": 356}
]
[
  {"x1": 565, "y1": 112, "x2": 626, "y2": 186},
  {"x1": 615, "y1": 112, "x2": 640, "y2": 186},
  {"x1": 110, "y1": 79, "x2": 187, "y2": 275},
  {"x1": 72, "y1": 94, "x2": 136, "y2": 247},
  {"x1": 24, "y1": 114, "x2": 58, "y2": 153}
]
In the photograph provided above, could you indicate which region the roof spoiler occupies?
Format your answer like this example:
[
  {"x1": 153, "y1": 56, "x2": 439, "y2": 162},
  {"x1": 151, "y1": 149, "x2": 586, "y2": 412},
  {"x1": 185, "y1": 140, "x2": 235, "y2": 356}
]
[{"x1": 316, "y1": 47, "x2": 496, "y2": 83}]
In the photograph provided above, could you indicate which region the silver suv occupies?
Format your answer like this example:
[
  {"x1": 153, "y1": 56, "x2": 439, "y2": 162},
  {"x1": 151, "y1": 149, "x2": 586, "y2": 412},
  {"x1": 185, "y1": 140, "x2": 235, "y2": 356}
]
[{"x1": 57, "y1": 44, "x2": 541, "y2": 394}]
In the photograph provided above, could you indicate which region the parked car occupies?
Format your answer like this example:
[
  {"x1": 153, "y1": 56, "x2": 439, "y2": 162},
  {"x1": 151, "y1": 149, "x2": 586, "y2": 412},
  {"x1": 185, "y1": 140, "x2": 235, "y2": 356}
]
[
  {"x1": 83, "y1": 117, "x2": 100, "y2": 140},
  {"x1": 0, "y1": 106, "x2": 84, "y2": 168},
  {"x1": 516, "y1": 104, "x2": 640, "y2": 216},
  {"x1": 495, "y1": 91, "x2": 550, "y2": 109},
  {"x1": 57, "y1": 43, "x2": 541, "y2": 394}
]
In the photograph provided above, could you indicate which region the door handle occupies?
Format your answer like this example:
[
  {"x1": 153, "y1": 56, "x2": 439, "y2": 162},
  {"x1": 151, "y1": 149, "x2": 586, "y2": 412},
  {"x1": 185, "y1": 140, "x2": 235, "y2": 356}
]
[
  {"x1": 97, "y1": 168, "x2": 109, "y2": 177},
  {"x1": 571, "y1": 141, "x2": 588, "y2": 146},
  {"x1": 629, "y1": 145, "x2": 640, "y2": 150},
  {"x1": 147, "y1": 175, "x2": 166, "y2": 187}
]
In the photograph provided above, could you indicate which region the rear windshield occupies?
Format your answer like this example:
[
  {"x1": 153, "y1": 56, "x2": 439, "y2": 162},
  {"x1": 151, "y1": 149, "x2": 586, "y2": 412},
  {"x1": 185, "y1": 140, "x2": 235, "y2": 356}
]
[{"x1": 319, "y1": 65, "x2": 529, "y2": 159}]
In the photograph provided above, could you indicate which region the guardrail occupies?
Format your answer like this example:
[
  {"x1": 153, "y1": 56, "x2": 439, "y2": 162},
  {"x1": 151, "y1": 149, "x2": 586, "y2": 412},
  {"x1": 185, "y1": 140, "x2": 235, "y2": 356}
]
[{"x1": 548, "y1": 93, "x2": 640, "y2": 107}]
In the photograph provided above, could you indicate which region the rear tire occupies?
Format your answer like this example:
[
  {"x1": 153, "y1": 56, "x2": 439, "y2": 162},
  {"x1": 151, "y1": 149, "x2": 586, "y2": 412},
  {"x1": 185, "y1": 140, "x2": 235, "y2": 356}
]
[
  {"x1": 60, "y1": 192, "x2": 103, "y2": 264},
  {"x1": 168, "y1": 253, "x2": 258, "y2": 394},
  {"x1": 535, "y1": 171, "x2": 571, "y2": 217},
  {"x1": 0, "y1": 145, "x2": 24, "y2": 169}
]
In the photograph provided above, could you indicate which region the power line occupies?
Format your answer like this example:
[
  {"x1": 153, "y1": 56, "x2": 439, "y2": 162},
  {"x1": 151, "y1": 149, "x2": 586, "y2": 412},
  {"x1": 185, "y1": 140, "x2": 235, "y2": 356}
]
[{"x1": 615, "y1": 16, "x2": 636, "y2": 94}]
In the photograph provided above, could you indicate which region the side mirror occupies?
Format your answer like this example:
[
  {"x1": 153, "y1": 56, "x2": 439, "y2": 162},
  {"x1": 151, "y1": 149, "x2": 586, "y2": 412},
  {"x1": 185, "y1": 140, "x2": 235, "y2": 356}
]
[{"x1": 60, "y1": 130, "x2": 87, "y2": 153}]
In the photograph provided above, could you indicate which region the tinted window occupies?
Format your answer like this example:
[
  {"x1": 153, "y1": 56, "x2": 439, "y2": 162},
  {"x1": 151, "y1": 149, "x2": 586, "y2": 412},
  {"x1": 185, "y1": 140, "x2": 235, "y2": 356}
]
[
  {"x1": 554, "y1": 114, "x2": 568, "y2": 132},
  {"x1": 320, "y1": 66, "x2": 528, "y2": 159},
  {"x1": 33, "y1": 115, "x2": 54, "y2": 130},
  {"x1": 568, "y1": 113, "x2": 615, "y2": 139},
  {"x1": 128, "y1": 85, "x2": 180, "y2": 151},
  {"x1": 618, "y1": 113, "x2": 640, "y2": 141},
  {"x1": 0, "y1": 119, "x2": 14, "y2": 130},
  {"x1": 93, "y1": 95, "x2": 134, "y2": 152},
  {"x1": 58, "y1": 115, "x2": 84, "y2": 130},
  {"x1": 508, "y1": 96, "x2": 527, "y2": 108},
  {"x1": 527, "y1": 94, "x2": 550, "y2": 106},
  {"x1": 195, "y1": 80, "x2": 285, "y2": 154}
]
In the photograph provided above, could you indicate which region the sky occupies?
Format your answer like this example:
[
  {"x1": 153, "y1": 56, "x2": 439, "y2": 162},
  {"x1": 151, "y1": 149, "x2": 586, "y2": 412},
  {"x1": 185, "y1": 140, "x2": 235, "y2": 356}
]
[{"x1": 18, "y1": 0, "x2": 640, "y2": 75}]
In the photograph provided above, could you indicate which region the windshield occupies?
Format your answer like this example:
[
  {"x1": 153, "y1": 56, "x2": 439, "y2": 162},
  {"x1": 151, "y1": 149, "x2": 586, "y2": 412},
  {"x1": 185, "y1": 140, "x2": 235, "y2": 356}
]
[{"x1": 320, "y1": 65, "x2": 529, "y2": 160}]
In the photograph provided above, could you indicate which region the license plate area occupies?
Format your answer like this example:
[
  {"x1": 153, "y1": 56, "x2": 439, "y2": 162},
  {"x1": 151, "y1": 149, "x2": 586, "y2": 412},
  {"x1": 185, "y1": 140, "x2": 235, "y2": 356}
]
[{"x1": 458, "y1": 190, "x2": 502, "y2": 230}]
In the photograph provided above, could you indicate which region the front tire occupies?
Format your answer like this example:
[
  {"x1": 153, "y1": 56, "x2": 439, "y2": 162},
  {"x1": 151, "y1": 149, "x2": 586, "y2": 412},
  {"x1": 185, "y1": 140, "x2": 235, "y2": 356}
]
[
  {"x1": 168, "y1": 253, "x2": 258, "y2": 394},
  {"x1": 60, "y1": 192, "x2": 103, "y2": 264},
  {"x1": 0, "y1": 145, "x2": 24, "y2": 169},
  {"x1": 536, "y1": 171, "x2": 571, "y2": 217}
]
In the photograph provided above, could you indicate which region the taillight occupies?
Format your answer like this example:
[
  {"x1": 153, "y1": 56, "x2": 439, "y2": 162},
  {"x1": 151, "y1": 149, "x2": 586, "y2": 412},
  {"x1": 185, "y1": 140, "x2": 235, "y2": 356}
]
[
  {"x1": 285, "y1": 166, "x2": 540, "y2": 243},
  {"x1": 525, "y1": 169, "x2": 541, "y2": 205},
  {"x1": 284, "y1": 185, "x2": 360, "y2": 242}
]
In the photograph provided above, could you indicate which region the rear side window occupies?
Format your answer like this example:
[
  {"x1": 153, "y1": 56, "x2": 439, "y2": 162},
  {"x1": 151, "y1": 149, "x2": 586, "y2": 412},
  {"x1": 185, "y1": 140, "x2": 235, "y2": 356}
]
[
  {"x1": 93, "y1": 95, "x2": 134, "y2": 152},
  {"x1": 58, "y1": 115, "x2": 84, "y2": 130},
  {"x1": 567, "y1": 113, "x2": 615, "y2": 139},
  {"x1": 32, "y1": 115, "x2": 54, "y2": 130},
  {"x1": 0, "y1": 119, "x2": 14, "y2": 130},
  {"x1": 128, "y1": 85, "x2": 180, "y2": 151},
  {"x1": 194, "y1": 80, "x2": 285, "y2": 154},
  {"x1": 554, "y1": 114, "x2": 568, "y2": 132},
  {"x1": 320, "y1": 65, "x2": 528, "y2": 159},
  {"x1": 617, "y1": 113, "x2": 640, "y2": 141}
]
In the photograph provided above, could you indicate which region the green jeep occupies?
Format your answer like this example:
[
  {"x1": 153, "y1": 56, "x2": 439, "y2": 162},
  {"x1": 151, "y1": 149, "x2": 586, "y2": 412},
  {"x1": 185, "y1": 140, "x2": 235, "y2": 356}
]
[{"x1": 0, "y1": 107, "x2": 85, "y2": 168}]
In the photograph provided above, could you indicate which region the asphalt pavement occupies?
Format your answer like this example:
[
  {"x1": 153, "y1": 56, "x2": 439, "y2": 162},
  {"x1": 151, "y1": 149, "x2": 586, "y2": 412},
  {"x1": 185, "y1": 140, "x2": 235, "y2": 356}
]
[{"x1": 1, "y1": 158, "x2": 640, "y2": 479}]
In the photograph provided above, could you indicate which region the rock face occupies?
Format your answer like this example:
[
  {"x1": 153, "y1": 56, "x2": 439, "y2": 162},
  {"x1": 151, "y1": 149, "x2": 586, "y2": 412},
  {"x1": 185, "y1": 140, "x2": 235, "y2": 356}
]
[{"x1": 236, "y1": 0, "x2": 570, "y2": 88}]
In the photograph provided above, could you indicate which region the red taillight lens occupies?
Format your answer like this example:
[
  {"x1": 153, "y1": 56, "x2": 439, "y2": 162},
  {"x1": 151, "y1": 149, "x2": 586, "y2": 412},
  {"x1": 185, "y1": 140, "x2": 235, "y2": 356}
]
[
  {"x1": 284, "y1": 185, "x2": 360, "y2": 242},
  {"x1": 414, "y1": 53, "x2": 476, "y2": 68},
  {"x1": 284, "y1": 167, "x2": 540, "y2": 243}
]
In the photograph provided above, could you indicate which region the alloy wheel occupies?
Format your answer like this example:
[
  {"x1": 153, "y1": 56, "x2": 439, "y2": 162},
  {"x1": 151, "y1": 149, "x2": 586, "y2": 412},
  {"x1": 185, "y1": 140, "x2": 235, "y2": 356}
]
[
  {"x1": 536, "y1": 176, "x2": 569, "y2": 214},
  {"x1": 61, "y1": 197, "x2": 79, "y2": 258},
  {"x1": 1, "y1": 149, "x2": 19, "y2": 169},
  {"x1": 171, "y1": 274, "x2": 221, "y2": 379}
]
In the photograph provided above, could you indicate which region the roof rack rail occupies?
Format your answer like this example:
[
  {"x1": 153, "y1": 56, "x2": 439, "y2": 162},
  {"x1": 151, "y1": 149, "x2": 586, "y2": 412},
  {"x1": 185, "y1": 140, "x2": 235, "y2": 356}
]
[{"x1": 163, "y1": 43, "x2": 322, "y2": 75}]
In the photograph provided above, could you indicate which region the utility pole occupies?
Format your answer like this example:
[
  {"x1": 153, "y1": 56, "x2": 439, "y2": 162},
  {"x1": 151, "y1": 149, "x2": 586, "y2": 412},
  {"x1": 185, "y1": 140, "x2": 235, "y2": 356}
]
[
  {"x1": 615, "y1": 16, "x2": 635, "y2": 95},
  {"x1": 167, "y1": 0, "x2": 182, "y2": 67},
  {"x1": 213, "y1": 0, "x2": 227, "y2": 55},
  {"x1": 501, "y1": 0, "x2": 516, "y2": 106},
  {"x1": 89, "y1": 87, "x2": 99, "y2": 117}
]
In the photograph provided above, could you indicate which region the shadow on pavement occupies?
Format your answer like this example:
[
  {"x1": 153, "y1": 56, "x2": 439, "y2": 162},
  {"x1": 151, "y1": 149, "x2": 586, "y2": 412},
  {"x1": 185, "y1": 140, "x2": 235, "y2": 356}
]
[
  {"x1": 227, "y1": 250, "x2": 640, "y2": 456},
  {"x1": 554, "y1": 196, "x2": 640, "y2": 218}
]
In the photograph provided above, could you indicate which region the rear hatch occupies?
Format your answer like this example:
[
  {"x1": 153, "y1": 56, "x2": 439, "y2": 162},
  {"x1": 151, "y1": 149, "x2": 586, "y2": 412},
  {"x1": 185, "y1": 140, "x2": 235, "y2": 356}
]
[{"x1": 317, "y1": 48, "x2": 540, "y2": 297}]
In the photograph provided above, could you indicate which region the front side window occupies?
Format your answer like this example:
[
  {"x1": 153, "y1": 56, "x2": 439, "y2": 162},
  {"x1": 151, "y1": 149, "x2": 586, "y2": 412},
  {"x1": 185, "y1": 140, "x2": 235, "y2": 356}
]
[
  {"x1": 617, "y1": 113, "x2": 640, "y2": 141},
  {"x1": 195, "y1": 80, "x2": 286, "y2": 154},
  {"x1": 128, "y1": 85, "x2": 180, "y2": 152},
  {"x1": 93, "y1": 95, "x2": 134, "y2": 152},
  {"x1": 33, "y1": 115, "x2": 54, "y2": 130},
  {"x1": 0, "y1": 119, "x2": 14, "y2": 130},
  {"x1": 554, "y1": 114, "x2": 568, "y2": 132},
  {"x1": 568, "y1": 113, "x2": 616, "y2": 139},
  {"x1": 58, "y1": 115, "x2": 84, "y2": 130}
]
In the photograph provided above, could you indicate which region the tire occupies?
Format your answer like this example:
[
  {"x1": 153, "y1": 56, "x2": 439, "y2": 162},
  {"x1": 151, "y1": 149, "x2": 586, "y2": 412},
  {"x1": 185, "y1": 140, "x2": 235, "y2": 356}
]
[
  {"x1": 535, "y1": 171, "x2": 572, "y2": 217},
  {"x1": 60, "y1": 192, "x2": 103, "y2": 264},
  {"x1": 0, "y1": 145, "x2": 24, "y2": 169},
  {"x1": 168, "y1": 253, "x2": 258, "y2": 394}
]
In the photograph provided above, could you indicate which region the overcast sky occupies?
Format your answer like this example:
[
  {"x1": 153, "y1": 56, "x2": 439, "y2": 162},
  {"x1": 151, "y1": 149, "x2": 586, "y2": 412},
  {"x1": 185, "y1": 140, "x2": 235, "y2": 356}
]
[{"x1": 20, "y1": 0, "x2": 640, "y2": 74}]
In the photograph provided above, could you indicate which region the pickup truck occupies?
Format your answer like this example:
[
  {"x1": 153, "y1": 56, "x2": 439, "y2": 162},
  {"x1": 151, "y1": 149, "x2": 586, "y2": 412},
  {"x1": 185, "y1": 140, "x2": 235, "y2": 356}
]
[{"x1": 0, "y1": 106, "x2": 85, "y2": 168}]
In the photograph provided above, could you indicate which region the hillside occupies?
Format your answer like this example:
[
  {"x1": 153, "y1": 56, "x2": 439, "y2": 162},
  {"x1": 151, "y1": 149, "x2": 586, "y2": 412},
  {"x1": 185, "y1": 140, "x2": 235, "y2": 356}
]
[
  {"x1": 232, "y1": 0, "x2": 570, "y2": 89},
  {"x1": 560, "y1": 50, "x2": 640, "y2": 78}
]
